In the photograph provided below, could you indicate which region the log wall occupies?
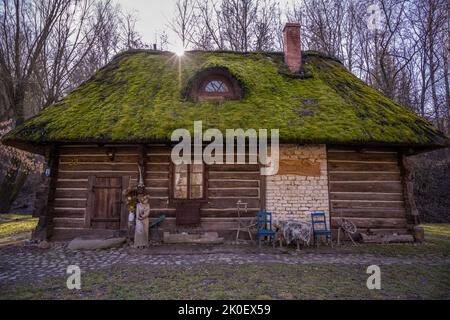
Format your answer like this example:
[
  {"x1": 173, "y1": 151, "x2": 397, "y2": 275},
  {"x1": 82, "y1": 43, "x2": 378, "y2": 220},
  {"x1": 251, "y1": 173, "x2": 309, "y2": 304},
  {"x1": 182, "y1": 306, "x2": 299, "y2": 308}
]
[
  {"x1": 327, "y1": 147, "x2": 410, "y2": 234},
  {"x1": 52, "y1": 145, "x2": 262, "y2": 239}
]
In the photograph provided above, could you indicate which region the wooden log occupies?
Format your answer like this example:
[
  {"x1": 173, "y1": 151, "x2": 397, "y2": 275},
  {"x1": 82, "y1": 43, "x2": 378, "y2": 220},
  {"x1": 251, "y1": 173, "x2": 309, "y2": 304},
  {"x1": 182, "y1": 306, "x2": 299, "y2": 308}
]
[
  {"x1": 328, "y1": 162, "x2": 400, "y2": 172},
  {"x1": 208, "y1": 164, "x2": 260, "y2": 172},
  {"x1": 330, "y1": 192, "x2": 403, "y2": 201},
  {"x1": 330, "y1": 208, "x2": 406, "y2": 218},
  {"x1": 209, "y1": 188, "x2": 259, "y2": 197},
  {"x1": 208, "y1": 180, "x2": 259, "y2": 188},
  {"x1": 331, "y1": 200, "x2": 405, "y2": 209},
  {"x1": 327, "y1": 151, "x2": 398, "y2": 162},
  {"x1": 59, "y1": 146, "x2": 138, "y2": 155},
  {"x1": 59, "y1": 163, "x2": 138, "y2": 171},
  {"x1": 54, "y1": 199, "x2": 87, "y2": 208},
  {"x1": 59, "y1": 155, "x2": 139, "y2": 163},
  {"x1": 329, "y1": 172, "x2": 401, "y2": 181},
  {"x1": 330, "y1": 181, "x2": 403, "y2": 193},
  {"x1": 208, "y1": 171, "x2": 261, "y2": 180},
  {"x1": 56, "y1": 180, "x2": 88, "y2": 189}
]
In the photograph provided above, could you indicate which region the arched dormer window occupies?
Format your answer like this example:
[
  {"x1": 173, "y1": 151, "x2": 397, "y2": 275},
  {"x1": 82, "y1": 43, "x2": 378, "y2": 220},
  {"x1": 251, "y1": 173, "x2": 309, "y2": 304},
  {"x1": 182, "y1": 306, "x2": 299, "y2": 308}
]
[{"x1": 185, "y1": 68, "x2": 243, "y2": 102}]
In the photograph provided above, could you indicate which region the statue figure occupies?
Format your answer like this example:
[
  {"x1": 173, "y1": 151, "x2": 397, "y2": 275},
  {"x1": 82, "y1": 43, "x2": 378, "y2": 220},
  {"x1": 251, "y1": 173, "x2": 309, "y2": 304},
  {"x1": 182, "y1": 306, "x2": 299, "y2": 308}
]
[{"x1": 134, "y1": 194, "x2": 151, "y2": 248}]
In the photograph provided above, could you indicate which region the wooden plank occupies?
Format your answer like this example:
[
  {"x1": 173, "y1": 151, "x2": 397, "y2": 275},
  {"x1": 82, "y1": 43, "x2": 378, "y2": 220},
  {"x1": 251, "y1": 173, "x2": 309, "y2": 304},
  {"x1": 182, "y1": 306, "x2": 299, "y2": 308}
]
[
  {"x1": 145, "y1": 172, "x2": 169, "y2": 180},
  {"x1": 329, "y1": 172, "x2": 401, "y2": 181},
  {"x1": 58, "y1": 171, "x2": 139, "y2": 179},
  {"x1": 330, "y1": 181, "x2": 403, "y2": 193},
  {"x1": 55, "y1": 189, "x2": 88, "y2": 198},
  {"x1": 59, "y1": 155, "x2": 139, "y2": 163},
  {"x1": 208, "y1": 172, "x2": 261, "y2": 180},
  {"x1": 330, "y1": 208, "x2": 406, "y2": 218},
  {"x1": 53, "y1": 208, "x2": 86, "y2": 218},
  {"x1": 328, "y1": 162, "x2": 399, "y2": 172},
  {"x1": 330, "y1": 192, "x2": 403, "y2": 201},
  {"x1": 328, "y1": 147, "x2": 398, "y2": 153},
  {"x1": 146, "y1": 155, "x2": 171, "y2": 163},
  {"x1": 146, "y1": 164, "x2": 170, "y2": 172},
  {"x1": 144, "y1": 179, "x2": 169, "y2": 188},
  {"x1": 209, "y1": 164, "x2": 260, "y2": 172},
  {"x1": 208, "y1": 180, "x2": 259, "y2": 188},
  {"x1": 328, "y1": 151, "x2": 398, "y2": 162},
  {"x1": 330, "y1": 217, "x2": 408, "y2": 229},
  {"x1": 59, "y1": 163, "x2": 138, "y2": 171},
  {"x1": 331, "y1": 200, "x2": 404, "y2": 209},
  {"x1": 209, "y1": 188, "x2": 259, "y2": 197},
  {"x1": 59, "y1": 146, "x2": 138, "y2": 155},
  {"x1": 56, "y1": 180, "x2": 88, "y2": 189},
  {"x1": 53, "y1": 218, "x2": 86, "y2": 228},
  {"x1": 146, "y1": 146, "x2": 172, "y2": 154},
  {"x1": 200, "y1": 208, "x2": 259, "y2": 217},
  {"x1": 204, "y1": 198, "x2": 260, "y2": 209},
  {"x1": 54, "y1": 199, "x2": 87, "y2": 208},
  {"x1": 145, "y1": 188, "x2": 169, "y2": 197}
]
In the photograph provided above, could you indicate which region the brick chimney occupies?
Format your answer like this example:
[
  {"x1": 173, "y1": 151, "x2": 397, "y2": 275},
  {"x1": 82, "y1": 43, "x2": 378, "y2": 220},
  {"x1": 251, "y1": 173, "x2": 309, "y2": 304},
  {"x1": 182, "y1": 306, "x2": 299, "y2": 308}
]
[{"x1": 283, "y1": 23, "x2": 301, "y2": 73}]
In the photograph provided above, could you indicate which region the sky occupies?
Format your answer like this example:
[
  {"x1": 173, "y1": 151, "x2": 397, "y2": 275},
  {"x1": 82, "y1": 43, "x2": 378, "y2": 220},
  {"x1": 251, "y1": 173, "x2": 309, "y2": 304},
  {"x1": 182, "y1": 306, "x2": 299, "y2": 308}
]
[{"x1": 116, "y1": 0, "x2": 295, "y2": 52}]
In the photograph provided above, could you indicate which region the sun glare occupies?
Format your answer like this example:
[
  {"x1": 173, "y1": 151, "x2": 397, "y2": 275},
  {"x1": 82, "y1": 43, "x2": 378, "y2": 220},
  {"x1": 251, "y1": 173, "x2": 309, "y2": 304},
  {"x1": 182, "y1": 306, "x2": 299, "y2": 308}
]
[{"x1": 175, "y1": 47, "x2": 185, "y2": 57}]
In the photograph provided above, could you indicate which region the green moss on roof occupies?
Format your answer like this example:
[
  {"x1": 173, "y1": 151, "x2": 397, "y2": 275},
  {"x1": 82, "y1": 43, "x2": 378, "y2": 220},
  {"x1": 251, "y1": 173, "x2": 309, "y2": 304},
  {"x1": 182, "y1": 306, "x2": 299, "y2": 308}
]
[{"x1": 3, "y1": 49, "x2": 449, "y2": 148}]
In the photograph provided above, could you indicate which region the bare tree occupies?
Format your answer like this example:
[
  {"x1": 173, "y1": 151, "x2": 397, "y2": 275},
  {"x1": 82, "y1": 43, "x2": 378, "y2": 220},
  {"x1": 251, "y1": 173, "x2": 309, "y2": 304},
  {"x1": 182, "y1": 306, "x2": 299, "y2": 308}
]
[
  {"x1": 169, "y1": 0, "x2": 197, "y2": 50},
  {"x1": 0, "y1": 0, "x2": 72, "y2": 124}
]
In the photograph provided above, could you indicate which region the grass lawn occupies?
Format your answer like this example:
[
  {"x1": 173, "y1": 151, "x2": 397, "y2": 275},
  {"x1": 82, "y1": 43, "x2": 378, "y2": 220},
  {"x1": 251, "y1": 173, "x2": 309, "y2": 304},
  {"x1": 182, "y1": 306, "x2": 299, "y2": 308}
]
[
  {"x1": 1, "y1": 263, "x2": 448, "y2": 300},
  {"x1": 0, "y1": 214, "x2": 38, "y2": 240}
]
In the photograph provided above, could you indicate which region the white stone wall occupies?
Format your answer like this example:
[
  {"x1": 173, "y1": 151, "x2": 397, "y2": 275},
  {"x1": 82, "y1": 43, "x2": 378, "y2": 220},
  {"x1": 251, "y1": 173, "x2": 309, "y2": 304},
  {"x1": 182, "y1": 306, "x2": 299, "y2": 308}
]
[{"x1": 266, "y1": 144, "x2": 329, "y2": 224}]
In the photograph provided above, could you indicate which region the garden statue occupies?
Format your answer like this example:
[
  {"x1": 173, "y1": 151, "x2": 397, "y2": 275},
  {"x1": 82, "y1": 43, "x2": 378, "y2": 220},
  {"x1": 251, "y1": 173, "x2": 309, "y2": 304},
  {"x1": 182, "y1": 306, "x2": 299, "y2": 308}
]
[{"x1": 134, "y1": 194, "x2": 151, "y2": 248}]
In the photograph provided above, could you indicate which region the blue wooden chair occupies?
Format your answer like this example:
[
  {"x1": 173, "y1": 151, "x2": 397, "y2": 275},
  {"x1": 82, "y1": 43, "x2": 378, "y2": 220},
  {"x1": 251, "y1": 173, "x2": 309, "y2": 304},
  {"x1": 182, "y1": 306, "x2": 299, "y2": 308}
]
[
  {"x1": 311, "y1": 212, "x2": 333, "y2": 247},
  {"x1": 256, "y1": 211, "x2": 275, "y2": 247}
]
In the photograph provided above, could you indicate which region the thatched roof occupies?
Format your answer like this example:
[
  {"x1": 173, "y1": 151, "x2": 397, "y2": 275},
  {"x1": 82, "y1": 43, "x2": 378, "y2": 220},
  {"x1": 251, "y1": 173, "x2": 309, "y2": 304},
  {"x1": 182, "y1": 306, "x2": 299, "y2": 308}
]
[{"x1": 3, "y1": 49, "x2": 449, "y2": 152}]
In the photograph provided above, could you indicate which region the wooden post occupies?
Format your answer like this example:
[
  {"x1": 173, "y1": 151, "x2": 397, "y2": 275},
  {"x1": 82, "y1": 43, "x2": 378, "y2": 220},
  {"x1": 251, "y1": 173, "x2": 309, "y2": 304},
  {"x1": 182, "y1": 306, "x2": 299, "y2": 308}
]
[
  {"x1": 400, "y1": 154, "x2": 420, "y2": 225},
  {"x1": 32, "y1": 145, "x2": 59, "y2": 240},
  {"x1": 137, "y1": 144, "x2": 147, "y2": 191}
]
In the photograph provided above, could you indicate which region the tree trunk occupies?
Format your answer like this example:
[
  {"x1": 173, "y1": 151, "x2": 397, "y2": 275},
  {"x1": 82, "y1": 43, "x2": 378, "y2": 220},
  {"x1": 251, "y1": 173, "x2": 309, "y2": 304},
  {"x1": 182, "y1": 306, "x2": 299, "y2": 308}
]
[{"x1": 0, "y1": 157, "x2": 28, "y2": 213}]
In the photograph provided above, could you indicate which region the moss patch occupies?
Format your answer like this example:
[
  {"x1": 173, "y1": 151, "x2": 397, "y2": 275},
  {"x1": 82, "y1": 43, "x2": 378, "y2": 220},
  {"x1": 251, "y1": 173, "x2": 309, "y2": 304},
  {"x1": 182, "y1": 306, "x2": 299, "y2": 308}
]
[{"x1": 3, "y1": 50, "x2": 448, "y2": 148}]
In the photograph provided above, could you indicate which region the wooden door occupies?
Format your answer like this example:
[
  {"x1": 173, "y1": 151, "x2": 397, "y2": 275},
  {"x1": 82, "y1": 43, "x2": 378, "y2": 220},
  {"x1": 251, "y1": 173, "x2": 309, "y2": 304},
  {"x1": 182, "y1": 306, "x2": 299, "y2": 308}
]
[{"x1": 87, "y1": 176, "x2": 124, "y2": 230}]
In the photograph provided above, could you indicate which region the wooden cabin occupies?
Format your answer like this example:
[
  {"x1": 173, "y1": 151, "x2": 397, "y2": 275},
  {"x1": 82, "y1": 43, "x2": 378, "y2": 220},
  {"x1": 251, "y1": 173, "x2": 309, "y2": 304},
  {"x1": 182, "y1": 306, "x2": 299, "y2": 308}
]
[{"x1": 3, "y1": 24, "x2": 449, "y2": 241}]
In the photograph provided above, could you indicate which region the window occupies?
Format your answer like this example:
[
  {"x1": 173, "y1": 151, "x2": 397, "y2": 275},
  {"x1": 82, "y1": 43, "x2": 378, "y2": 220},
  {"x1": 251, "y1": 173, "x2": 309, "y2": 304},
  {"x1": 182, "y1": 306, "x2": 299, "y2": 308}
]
[
  {"x1": 173, "y1": 163, "x2": 204, "y2": 199},
  {"x1": 186, "y1": 68, "x2": 243, "y2": 102},
  {"x1": 204, "y1": 80, "x2": 229, "y2": 93}
]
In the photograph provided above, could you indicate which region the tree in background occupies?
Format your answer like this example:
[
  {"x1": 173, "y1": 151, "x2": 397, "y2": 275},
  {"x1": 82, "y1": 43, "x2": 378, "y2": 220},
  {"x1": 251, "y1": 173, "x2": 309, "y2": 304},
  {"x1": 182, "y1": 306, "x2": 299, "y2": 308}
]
[
  {"x1": 0, "y1": 0, "x2": 147, "y2": 213},
  {"x1": 170, "y1": 0, "x2": 449, "y2": 135}
]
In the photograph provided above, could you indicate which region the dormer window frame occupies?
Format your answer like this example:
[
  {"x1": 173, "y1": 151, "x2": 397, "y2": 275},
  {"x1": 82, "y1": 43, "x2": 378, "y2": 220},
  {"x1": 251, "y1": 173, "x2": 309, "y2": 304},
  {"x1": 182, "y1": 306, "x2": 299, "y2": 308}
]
[
  {"x1": 186, "y1": 67, "x2": 243, "y2": 102},
  {"x1": 198, "y1": 75, "x2": 235, "y2": 101}
]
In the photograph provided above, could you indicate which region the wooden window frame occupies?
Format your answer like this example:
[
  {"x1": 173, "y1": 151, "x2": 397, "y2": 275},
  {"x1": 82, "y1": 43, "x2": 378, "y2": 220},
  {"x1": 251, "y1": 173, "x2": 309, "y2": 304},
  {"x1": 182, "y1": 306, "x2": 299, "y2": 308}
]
[
  {"x1": 169, "y1": 162, "x2": 208, "y2": 203},
  {"x1": 186, "y1": 68, "x2": 243, "y2": 102}
]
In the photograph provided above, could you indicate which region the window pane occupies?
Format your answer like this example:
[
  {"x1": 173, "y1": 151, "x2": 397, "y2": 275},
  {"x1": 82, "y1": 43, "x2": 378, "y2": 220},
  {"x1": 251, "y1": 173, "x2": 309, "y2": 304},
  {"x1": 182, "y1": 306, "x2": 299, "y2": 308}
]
[
  {"x1": 175, "y1": 186, "x2": 188, "y2": 198},
  {"x1": 190, "y1": 185, "x2": 203, "y2": 199},
  {"x1": 191, "y1": 173, "x2": 203, "y2": 185},
  {"x1": 191, "y1": 164, "x2": 203, "y2": 173},
  {"x1": 174, "y1": 164, "x2": 188, "y2": 199},
  {"x1": 204, "y1": 80, "x2": 229, "y2": 93}
]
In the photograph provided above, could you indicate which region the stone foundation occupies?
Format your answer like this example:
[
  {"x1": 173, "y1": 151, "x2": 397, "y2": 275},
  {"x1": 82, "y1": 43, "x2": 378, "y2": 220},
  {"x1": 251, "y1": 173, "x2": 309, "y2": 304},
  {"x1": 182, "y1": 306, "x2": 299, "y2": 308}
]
[{"x1": 266, "y1": 144, "x2": 329, "y2": 224}]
